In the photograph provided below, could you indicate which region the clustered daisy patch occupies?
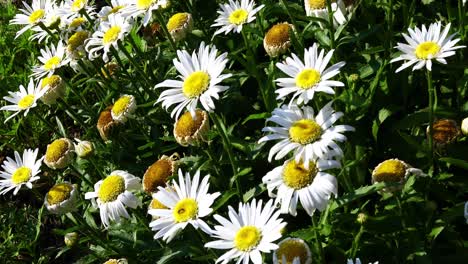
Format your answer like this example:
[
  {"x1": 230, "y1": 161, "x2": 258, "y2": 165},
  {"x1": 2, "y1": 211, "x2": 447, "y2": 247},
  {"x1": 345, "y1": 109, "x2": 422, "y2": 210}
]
[{"x1": 1, "y1": 0, "x2": 466, "y2": 263}]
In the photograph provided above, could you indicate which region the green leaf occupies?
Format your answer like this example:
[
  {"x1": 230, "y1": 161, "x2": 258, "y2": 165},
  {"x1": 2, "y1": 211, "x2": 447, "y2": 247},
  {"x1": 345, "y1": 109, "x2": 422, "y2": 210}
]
[
  {"x1": 439, "y1": 157, "x2": 468, "y2": 171},
  {"x1": 213, "y1": 189, "x2": 237, "y2": 211},
  {"x1": 55, "y1": 116, "x2": 67, "y2": 138},
  {"x1": 329, "y1": 183, "x2": 387, "y2": 211}
]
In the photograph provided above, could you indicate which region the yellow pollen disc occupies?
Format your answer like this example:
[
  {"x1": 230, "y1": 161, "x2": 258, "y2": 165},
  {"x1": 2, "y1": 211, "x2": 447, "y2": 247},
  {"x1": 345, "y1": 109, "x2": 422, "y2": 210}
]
[
  {"x1": 137, "y1": 0, "x2": 155, "y2": 10},
  {"x1": 18, "y1": 94, "x2": 35, "y2": 109},
  {"x1": 182, "y1": 71, "x2": 210, "y2": 98},
  {"x1": 111, "y1": 95, "x2": 132, "y2": 117},
  {"x1": 289, "y1": 119, "x2": 322, "y2": 144},
  {"x1": 173, "y1": 198, "x2": 198, "y2": 222},
  {"x1": 167, "y1": 13, "x2": 189, "y2": 32},
  {"x1": 103, "y1": 26, "x2": 121, "y2": 44},
  {"x1": 68, "y1": 31, "x2": 88, "y2": 52},
  {"x1": 415, "y1": 41, "x2": 440, "y2": 59},
  {"x1": 234, "y1": 226, "x2": 262, "y2": 251},
  {"x1": 373, "y1": 160, "x2": 406, "y2": 183},
  {"x1": 46, "y1": 183, "x2": 73, "y2": 205},
  {"x1": 143, "y1": 159, "x2": 172, "y2": 192},
  {"x1": 296, "y1": 69, "x2": 321, "y2": 89},
  {"x1": 71, "y1": 0, "x2": 86, "y2": 12},
  {"x1": 175, "y1": 110, "x2": 204, "y2": 138},
  {"x1": 44, "y1": 56, "x2": 61, "y2": 71},
  {"x1": 150, "y1": 198, "x2": 168, "y2": 209},
  {"x1": 98, "y1": 175, "x2": 125, "y2": 202},
  {"x1": 103, "y1": 259, "x2": 119, "y2": 264},
  {"x1": 41, "y1": 75, "x2": 62, "y2": 90},
  {"x1": 282, "y1": 160, "x2": 317, "y2": 189},
  {"x1": 265, "y1": 23, "x2": 291, "y2": 46},
  {"x1": 29, "y1": 9, "x2": 45, "y2": 24},
  {"x1": 69, "y1": 17, "x2": 86, "y2": 28},
  {"x1": 308, "y1": 0, "x2": 326, "y2": 9},
  {"x1": 229, "y1": 9, "x2": 249, "y2": 25},
  {"x1": 110, "y1": 5, "x2": 124, "y2": 14},
  {"x1": 276, "y1": 240, "x2": 309, "y2": 264},
  {"x1": 11, "y1": 166, "x2": 32, "y2": 184},
  {"x1": 45, "y1": 139, "x2": 69, "y2": 162}
]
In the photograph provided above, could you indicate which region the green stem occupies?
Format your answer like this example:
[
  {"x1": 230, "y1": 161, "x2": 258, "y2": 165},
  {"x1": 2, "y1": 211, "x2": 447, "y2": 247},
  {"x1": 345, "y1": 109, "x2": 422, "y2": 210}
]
[
  {"x1": 387, "y1": 0, "x2": 394, "y2": 56},
  {"x1": 325, "y1": 0, "x2": 336, "y2": 51},
  {"x1": 350, "y1": 225, "x2": 364, "y2": 258},
  {"x1": 32, "y1": 110, "x2": 54, "y2": 130},
  {"x1": 154, "y1": 10, "x2": 177, "y2": 52},
  {"x1": 312, "y1": 216, "x2": 325, "y2": 264},
  {"x1": 59, "y1": 98, "x2": 87, "y2": 128},
  {"x1": 117, "y1": 41, "x2": 152, "y2": 88},
  {"x1": 210, "y1": 113, "x2": 240, "y2": 196},
  {"x1": 279, "y1": 0, "x2": 298, "y2": 30},
  {"x1": 426, "y1": 70, "x2": 434, "y2": 171},
  {"x1": 459, "y1": 0, "x2": 465, "y2": 42},
  {"x1": 38, "y1": 23, "x2": 58, "y2": 42}
]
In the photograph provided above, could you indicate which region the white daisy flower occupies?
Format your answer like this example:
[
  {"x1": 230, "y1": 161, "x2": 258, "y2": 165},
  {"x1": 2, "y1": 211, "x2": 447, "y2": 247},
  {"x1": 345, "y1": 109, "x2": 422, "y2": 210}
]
[
  {"x1": 57, "y1": 0, "x2": 95, "y2": 20},
  {"x1": 205, "y1": 199, "x2": 286, "y2": 264},
  {"x1": 121, "y1": 0, "x2": 169, "y2": 26},
  {"x1": 304, "y1": 0, "x2": 348, "y2": 28},
  {"x1": 0, "y1": 148, "x2": 43, "y2": 195},
  {"x1": 84, "y1": 171, "x2": 142, "y2": 228},
  {"x1": 275, "y1": 43, "x2": 346, "y2": 105},
  {"x1": 85, "y1": 14, "x2": 132, "y2": 62},
  {"x1": 149, "y1": 169, "x2": 220, "y2": 242},
  {"x1": 273, "y1": 237, "x2": 312, "y2": 264},
  {"x1": 1, "y1": 78, "x2": 47, "y2": 123},
  {"x1": 155, "y1": 42, "x2": 232, "y2": 120},
  {"x1": 110, "y1": 94, "x2": 137, "y2": 123},
  {"x1": 211, "y1": 0, "x2": 264, "y2": 36},
  {"x1": 9, "y1": 0, "x2": 52, "y2": 39},
  {"x1": 31, "y1": 42, "x2": 70, "y2": 79},
  {"x1": 390, "y1": 22, "x2": 465, "y2": 73},
  {"x1": 98, "y1": 0, "x2": 129, "y2": 21},
  {"x1": 28, "y1": 2, "x2": 62, "y2": 43},
  {"x1": 258, "y1": 102, "x2": 354, "y2": 168},
  {"x1": 263, "y1": 158, "x2": 338, "y2": 216}
]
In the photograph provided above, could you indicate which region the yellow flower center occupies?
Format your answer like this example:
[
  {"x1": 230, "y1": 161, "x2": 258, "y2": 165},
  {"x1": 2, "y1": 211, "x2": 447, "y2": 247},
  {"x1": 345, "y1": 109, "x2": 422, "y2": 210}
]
[
  {"x1": 296, "y1": 69, "x2": 321, "y2": 89},
  {"x1": 111, "y1": 95, "x2": 132, "y2": 117},
  {"x1": 41, "y1": 75, "x2": 62, "y2": 90},
  {"x1": 174, "y1": 110, "x2": 204, "y2": 138},
  {"x1": 29, "y1": 9, "x2": 45, "y2": 24},
  {"x1": 282, "y1": 160, "x2": 317, "y2": 189},
  {"x1": 373, "y1": 160, "x2": 406, "y2": 183},
  {"x1": 18, "y1": 94, "x2": 35, "y2": 109},
  {"x1": 234, "y1": 226, "x2": 262, "y2": 251},
  {"x1": 103, "y1": 259, "x2": 119, "y2": 264},
  {"x1": 45, "y1": 139, "x2": 69, "y2": 162},
  {"x1": 69, "y1": 17, "x2": 86, "y2": 28},
  {"x1": 98, "y1": 175, "x2": 126, "y2": 202},
  {"x1": 229, "y1": 9, "x2": 249, "y2": 25},
  {"x1": 71, "y1": 0, "x2": 86, "y2": 12},
  {"x1": 46, "y1": 183, "x2": 73, "y2": 205},
  {"x1": 276, "y1": 239, "x2": 309, "y2": 264},
  {"x1": 11, "y1": 166, "x2": 32, "y2": 184},
  {"x1": 143, "y1": 159, "x2": 173, "y2": 193},
  {"x1": 103, "y1": 26, "x2": 121, "y2": 44},
  {"x1": 415, "y1": 41, "x2": 441, "y2": 59},
  {"x1": 289, "y1": 119, "x2": 322, "y2": 144},
  {"x1": 182, "y1": 71, "x2": 210, "y2": 98},
  {"x1": 167, "y1": 13, "x2": 189, "y2": 32},
  {"x1": 150, "y1": 198, "x2": 168, "y2": 209},
  {"x1": 173, "y1": 198, "x2": 198, "y2": 222},
  {"x1": 308, "y1": 0, "x2": 326, "y2": 9},
  {"x1": 265, "y1": 23, "x2": 291, "y2": 46},
  {"x1": 44, "y1": 56, "x2": 61, "y2": 71},
  {"x1": 137, "y1": 0, "x2": 156, "y2": 10},
  {"x1": 67, "y1": 31, "x2": 89, "y2": 52}
]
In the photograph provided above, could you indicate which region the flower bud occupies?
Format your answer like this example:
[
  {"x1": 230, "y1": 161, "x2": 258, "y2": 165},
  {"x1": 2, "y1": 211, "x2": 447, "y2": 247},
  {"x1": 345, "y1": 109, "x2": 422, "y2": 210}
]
[
  {"x1": 40, "y1": 75, "x2": 65, "y2": 105},
  {"x1": 74, "y1": 138, "x2": 94, "y2": 158},
  {"x1": 64, "y1": 232, "x2": 79, "y2": 247},
  {"x1": 461, "y1": 117, "x2": 468, "y2": 136}
]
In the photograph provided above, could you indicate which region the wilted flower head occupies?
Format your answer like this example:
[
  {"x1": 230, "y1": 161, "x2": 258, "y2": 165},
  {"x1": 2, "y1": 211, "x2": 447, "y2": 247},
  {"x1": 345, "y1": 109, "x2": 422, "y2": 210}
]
[
  {"x1": 372, "y1": 159, "x2": 426, "y2": 192},
  {"x1": 167, "y1": 12, "x2": 193, "y2": 42},
  {"x1": 44, "y1": 138, "x2": 75, "y2": 169},
  {"x1": 110, "y1": 94, "x2": 137, "y2": 123},
  {"x1": 97, "y1": 106, "x2": 121, "y2": 141},
  {"x1": 44, "y1": 182, "x2": 78, "y2": 214},
  {"x1": 428, "y1": 119, "x2": 460, "y2": 146},
  {"x1": 264, "y1": 22, "x2": 294, "y2": 57},
  {"x1": 273, "y1": 237, "x2": 312, "y2": 264},
  {"x1": 142, "y1": 154, "x2": 178, "y2": 193},
  {"x1": 103, "y1": 258, "x2": 128, "y2": 264},
  {"x1": 173, "y1": 110, "x2": 210, "y2": 147},
  {"x1": 39, "y1": 75, "x2": 65, "y2": 105}
]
